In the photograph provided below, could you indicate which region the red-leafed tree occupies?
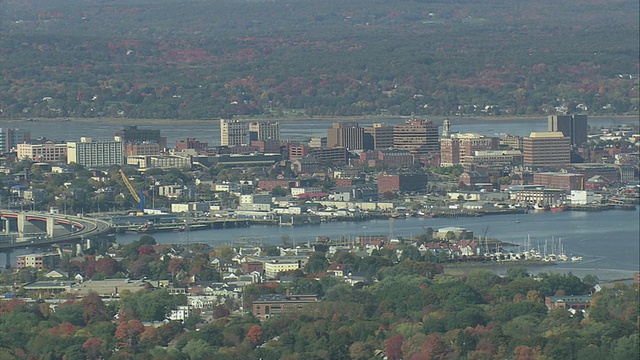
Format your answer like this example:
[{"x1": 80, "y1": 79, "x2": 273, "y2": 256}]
[
  {"x1": 83, "y1": 337, "x2": 104, "y2": 360},
  {"x1": 81, "y1": 291, "x2": 111, "y2": 325},
  {"x1": 138, "y1": 244, "x2": 155, "y2": 256},
  {"x1": 421, "y1": 333, "x2": 451, "y2": 359},
  {"x1": 246, "y1": 325, "x2": 263, "y2": 345},
  {"x1": 115, "y1": 319, "x2": 146, "y2": 349},
  {"x1": 385, "y1": 334, "x2": 404, "y2": 360},
  {"x1": 95, "y1": 257, "x2": 119, "y2": 276},
  {"x1": 513, "y1": 345, "x2": 535, "y2": 360},
  {"x1": 168, "y1": 258, "x2": 185, "y2": 281},
  {"x1": 48, "y1": 322, "x2": 76, "y2": 336}
]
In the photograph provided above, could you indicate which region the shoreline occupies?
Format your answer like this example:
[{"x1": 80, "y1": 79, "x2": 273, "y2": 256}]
[{"x1": 3, "y1": 114, "x2": 638, "y2": 125}]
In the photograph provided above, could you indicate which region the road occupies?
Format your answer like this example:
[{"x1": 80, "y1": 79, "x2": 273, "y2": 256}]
[{"x1": 0, "y1": 211, "x2": 112, "y2": 251}]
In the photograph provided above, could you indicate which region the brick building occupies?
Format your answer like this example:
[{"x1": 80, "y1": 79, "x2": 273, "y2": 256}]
[
  {"x1": 377, "y1": 173, "x2": 428, "y2": 194},
  {"x1": 533, "y1": 172, "x2": 584, "y2": 191}
]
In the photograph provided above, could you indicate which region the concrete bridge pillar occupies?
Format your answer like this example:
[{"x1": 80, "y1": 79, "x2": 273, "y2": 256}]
[
  {"x1": 46, "y1": 217, "x2": 55, "y2": 238},
  {"x1": 17, "y1": 213, "x2": 26, "y2": 236},
  {"x1": 3, "y1": 251, "x2": 11, "y2": 269}
]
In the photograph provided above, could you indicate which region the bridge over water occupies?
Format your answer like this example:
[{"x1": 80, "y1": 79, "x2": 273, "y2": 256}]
[{"x1": 0, "y1": 211, "x2": 112, "y2": 267}]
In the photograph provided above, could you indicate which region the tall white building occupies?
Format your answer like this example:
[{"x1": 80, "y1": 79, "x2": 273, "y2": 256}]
[
  {"x1": 67, "y1": 137, "x2": 124, "y2": 167},
  {"x1": 220, "y1": 119, "x2": 248, "y2": 146}
]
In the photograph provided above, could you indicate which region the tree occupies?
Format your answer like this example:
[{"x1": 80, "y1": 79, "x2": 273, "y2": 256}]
[
  {"x1": 182, "y1": 338, "x2": 214, "y2": 360},
  {"x1": 81, "y1": 292, "x2": 111, "y2": 325},
  {"x1": 304, "y1": 252, "x2": 329, "y2": 274},
  {"x1": 246, "y1": 325, "x2": 263, "y2": 346},
  {"x1": 115, "y1": 319, "x2": 146, "y2": 349},
  {"x1": 385, "y1": 334, "x2": 404, "y2": 360},
  {"x1": 399, "y1": 245, "x2": 422, "y2": 262},
  {"x1": 95, "y1": 257, "x2": 119, "y2": 276},
  {"x1": 271, "y1": 186, "x2": 288, "y2": 196},
  {"x1": 53, "y1": 301, "x2": 85, "y2": 326},
  {"x1": 83, "y1": 337, "x2": 104, "y2": 360}
]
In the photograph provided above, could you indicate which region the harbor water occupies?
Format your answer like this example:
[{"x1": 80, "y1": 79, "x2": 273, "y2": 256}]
[{"x1": 114, "y1": 208, "x2": 640, "y2": 282}]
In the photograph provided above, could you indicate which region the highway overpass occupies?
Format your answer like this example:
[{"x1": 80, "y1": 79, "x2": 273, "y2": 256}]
[{"x1": 0, "y1": 211, "x2": 112, "y2": 252}]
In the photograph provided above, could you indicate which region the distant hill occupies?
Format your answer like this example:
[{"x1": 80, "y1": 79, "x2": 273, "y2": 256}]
[{"x1": 1, "y1": 0, "x2": 638, "y2": 119}]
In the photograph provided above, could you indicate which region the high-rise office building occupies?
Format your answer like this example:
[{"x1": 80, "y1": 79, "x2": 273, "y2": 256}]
[
  {"x1": 220, "y1": 119, "x2": 248, "y2": 147},
  {"x1": 327, "y1": 122, "x2": 364, "y2": 150},
  {"x1": 523, "y1": 132, "x2": 571, "y2": 167},
  {"x1": 548, "y1": 115, "x2": 588, "y2": 147},
  {"x1": 115, "y1": 125, "x2": 167, "y2": 149},
  {"x1": 364, "y1": 123, "x2": 394, "y2": 150},
  {"x1": 0, "y1": 128, "x2": 31, "y2": 154},
  {"x1": 249, "y1": 121, "x2": 280, "y2": 142},
  {"x1": 393, "y1": 119, "x2": 440, "y2": 156},
  {"x1": 440, "y1": 133, "x2": 499, "y2": 167},
  {"x1": 67, "y1": 137, "x2": 124, "y2": 167}
]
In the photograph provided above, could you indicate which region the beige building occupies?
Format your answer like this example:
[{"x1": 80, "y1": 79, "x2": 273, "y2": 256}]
[
  {"x1": 249, "y1": 121, "x2": 280, "y2": 141},
  {"x1": 523, "y1": 132, "x2": 571, "y2": 167},
  {"x1": 364, "y1": 123, "x2": 394, "y2": 150},
  {"x1": 393, "y1": 119, "x2": 440, "y2": 156},
  {"x1": 327, "y1": 122, "x2": 364, "y2": 150},
  {"x1": 125, "y1": 142, "x2": 161, "y2": 157},
  {"x1": 17, "y1": 141, "x2": 67, "y2": 163},
  {"x1": 220, "y1": 119, "x2": 248, "y2": 146},
  {"x1": 440, "y1": 133, "x2": 499, "y2": 167}
]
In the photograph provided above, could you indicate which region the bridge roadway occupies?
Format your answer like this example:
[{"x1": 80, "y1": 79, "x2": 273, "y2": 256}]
[{"x1": 0, "y1": 211, "x2": 112, "y2": 251}]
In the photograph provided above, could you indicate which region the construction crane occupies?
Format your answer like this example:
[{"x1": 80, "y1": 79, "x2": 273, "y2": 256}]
[{"x1": 119, "y1": 169, "x2": 145, "y2": 214}]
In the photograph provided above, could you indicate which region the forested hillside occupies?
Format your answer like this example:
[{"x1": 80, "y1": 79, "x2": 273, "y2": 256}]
[
  {"x1": 0, "y1": 266, "x2": 638, "y2": 359},
  {"x1": 1, "y1": 0, "x2": 638, "y2": 119}
]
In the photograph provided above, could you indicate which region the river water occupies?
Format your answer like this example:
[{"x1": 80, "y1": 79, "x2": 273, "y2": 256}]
[
  {"x1": 115, "y1": 208, "x2": 640, "y2": 282},
  {"x1": 4, "y1": 116, "x2": 638, "y2": 145}
]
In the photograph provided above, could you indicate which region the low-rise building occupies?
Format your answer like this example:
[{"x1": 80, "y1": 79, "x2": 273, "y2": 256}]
[
  {"x1": 252, "y1": 292, "x2": 319, "y2": 321},
  {"x1": 545, "y1": 295, "x2": 593, "y2": 310}
]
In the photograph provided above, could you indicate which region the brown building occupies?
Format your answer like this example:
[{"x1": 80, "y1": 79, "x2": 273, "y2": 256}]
[
  {"x1": 242, "y1": 261, "x2": 264, "y2": 274},
  {"x1": 377, "y1": 173, "x2": 428, "y2": 194},
  {"x1": 175, "y1": 138, "x2": 208, "y2": 152},
  {"x1": 360, "y1": 149, "x2": 413, "y2": 168},
  {"x1": 252, "y1": 292, "x2": 319, "y2": 321},
  {"x1": 308, "y1": 147, "x2": 348, "y2": 165},
  {"x1": 288, "y1": 142, "x2": 309, "y2": 160},
  {"x1": 364, "y1": 123, "x2": 394, "y2": 150},
  {"x1": 460, "y1": 171, "x2": 491, "y2": 189},
  {"x1": 291, "y1": 156, "x2": 322, "y2": 174},
  {"x1": 440, "y1": 133, "x2": 499, "y2": 166},
  {"x1": 257, "y1": 179, "x2": 301, "y2": 191},
  {"x1": 327, "y1": 122, "x2": 364, "y2": 150},
  {"x1": 115, "y1": 125, "x2": 167, "y2": 149},
  {"x1": 125, "y1": 142, "x2": 161, "y2": 157},
  {"x1": 548, "y1": 114, "x2": 588, "y2": 147},
  {"x1": 523, "y1": 132, "x2": 571, "y2": 168},
  {"x1": 533, "y1": 172, "x2": 584, "y2": 191},
  {"x1": 393, "y1": 119, "x2": 440, "y2": 156},
  {"x1": 251, "y1": 140, "x2": 281, "y2": 154},
  {"x1": 545, "y1": 295, "x2": 592, "y2": 310}
]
